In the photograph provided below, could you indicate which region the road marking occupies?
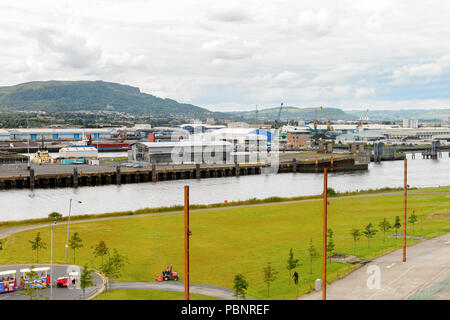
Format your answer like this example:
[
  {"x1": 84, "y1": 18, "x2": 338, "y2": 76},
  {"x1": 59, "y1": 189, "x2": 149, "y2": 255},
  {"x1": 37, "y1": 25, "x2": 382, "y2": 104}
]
[{"x1": 386, "y1": 263, "x2": 396, "y2": 269}]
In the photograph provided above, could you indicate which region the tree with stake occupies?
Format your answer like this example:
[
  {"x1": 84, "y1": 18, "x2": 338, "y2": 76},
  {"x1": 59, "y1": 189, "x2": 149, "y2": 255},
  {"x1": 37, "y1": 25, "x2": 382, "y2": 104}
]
[
  {"x1": 363, "y1": 223, "x2": 378, "y2": 248},
  {"x1": 18, "y1": 266, "x2": 48, "y2": 300},
  {"x1": 350, "y1": 229, "x2": 361, "y2": 255},
  {"x1": 232, "y1": 274, "x2": 248, "y2": 300},
  {"x1": 263, "y1": 262, "x2": 277, "y2": 298},
  {"x1": 29, "y1": 232, "x2": 46, "y2": 263},
  {"x1": 326, "y1": 228, "x2": 335, "y2": 262},
  {"x1": 100, "y1": 249, "x2": 127, "y2": 291},
  {"x1": 48, "y1": 211, "x2": 62, "y2": 221},
  {"x1": 307, "y1": 239, "x2": 318, "y2": 274},
  {"x1": 378, "y1": 218, "x2": 392, "y2": 242},
  {"x1": 408, "y1": 211, "x2": 418, "y2": 233},
  {"x1": 69, "y1": 232, "x2": 83, "y2": 264},
  {"x1": 93, "y1": 240, "x2": 109, "y2": 266},
  {"x1": 80, "y1": 265, "x2": 95, "y2": 299},
  {"x1": 286, "y1": 248, "x2": 299, "y2": 285},
  {"x1": 393, "y1": 216, "x2": 401, "y2": 238}
]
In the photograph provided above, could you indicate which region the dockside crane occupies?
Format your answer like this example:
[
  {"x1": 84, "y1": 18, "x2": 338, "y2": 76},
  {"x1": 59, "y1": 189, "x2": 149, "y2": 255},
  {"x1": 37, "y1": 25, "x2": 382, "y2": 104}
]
[
  {"x1": 314, "y1": 108, "x2": 318, "y2": 130},
  {"x1": 320, "y1": 106, "x2": 333, "y2": 132},
  {"x1": 357, "y1": 108, "x2": 369, "y2": 130}
]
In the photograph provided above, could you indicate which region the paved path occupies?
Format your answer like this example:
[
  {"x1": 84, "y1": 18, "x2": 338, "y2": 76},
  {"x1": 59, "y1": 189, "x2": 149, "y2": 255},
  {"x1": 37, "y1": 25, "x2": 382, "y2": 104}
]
[
  {"x1": 110, "y1": 281, "x2": 257, "y2": 300},
  {"x1": 299, "y1": 233, "x2": 450, "y2": 300},
  {"x1": 1, "y1": 190, "x2": 444, "y2": 240}
]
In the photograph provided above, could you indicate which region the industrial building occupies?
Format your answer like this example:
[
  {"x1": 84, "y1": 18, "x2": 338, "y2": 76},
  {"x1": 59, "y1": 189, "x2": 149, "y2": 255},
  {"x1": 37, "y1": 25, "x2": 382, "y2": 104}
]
[
  {"x1": 403, "y1": 119, "x2": 419, "y2": 129},
  {"x1": 287, "y1": 130, "x2": 312, "y2": 149},
  {"x1": 3, "y1": 128, "x2": 113, "y2": 141},
  {"x1": 129, "y1": 140, "x2": 233, "y2": 164},
  {"x1": 202, "y1": 128, "x2": 274, "y2": 151}
]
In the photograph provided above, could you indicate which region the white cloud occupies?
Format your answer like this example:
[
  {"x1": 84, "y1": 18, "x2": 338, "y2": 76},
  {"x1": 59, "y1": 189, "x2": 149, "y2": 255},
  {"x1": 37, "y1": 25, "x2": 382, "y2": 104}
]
[
  {"x1": 201, "y1": 38, "x2": 259, "y2": 61},
  {"x1": 392, "y1": 54, "x2": 450, "y2": 83},
  {"x1": 355, "y1": 87, "x2": 376, "y2": 98},
  {"x1": 1, "y1": 0, "x2": 450, "y2": 111}
]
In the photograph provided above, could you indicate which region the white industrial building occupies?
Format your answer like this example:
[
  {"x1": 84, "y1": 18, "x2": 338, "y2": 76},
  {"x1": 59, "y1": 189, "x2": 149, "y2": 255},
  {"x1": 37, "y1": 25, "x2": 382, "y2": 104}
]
[
  {"x1": 403, "y1": 119, "x2": 419, "y2": 128},
  {"x1": 58, "y1": 146, "x2": 99, "y2": 159}
]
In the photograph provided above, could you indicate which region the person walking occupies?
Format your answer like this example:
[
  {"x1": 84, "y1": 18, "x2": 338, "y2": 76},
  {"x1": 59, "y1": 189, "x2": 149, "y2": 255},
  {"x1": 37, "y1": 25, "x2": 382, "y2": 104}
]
[{"x1": 293, "y1": 271, "x2": 299, "y2": 285}]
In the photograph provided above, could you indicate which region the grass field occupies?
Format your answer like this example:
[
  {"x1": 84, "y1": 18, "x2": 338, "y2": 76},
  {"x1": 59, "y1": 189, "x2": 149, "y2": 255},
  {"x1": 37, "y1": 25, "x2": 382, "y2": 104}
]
[
  {"x1": 93, "y1": 290, "x2": 219, "y2": 300},
  {"x1": 0, "y1": 189, "x2": 448, "y2": 300}
]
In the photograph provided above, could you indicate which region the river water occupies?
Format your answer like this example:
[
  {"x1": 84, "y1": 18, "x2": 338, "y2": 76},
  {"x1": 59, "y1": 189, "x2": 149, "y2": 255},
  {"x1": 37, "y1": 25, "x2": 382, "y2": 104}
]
[{"x1": 0, "y1": 152, "x2": 449, "y2": 222}]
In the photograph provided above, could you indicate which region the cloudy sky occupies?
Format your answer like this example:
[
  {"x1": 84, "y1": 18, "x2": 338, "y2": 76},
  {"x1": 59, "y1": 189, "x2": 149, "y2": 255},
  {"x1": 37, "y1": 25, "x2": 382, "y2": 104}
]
[{"x1": 1, "y1": 0, "x2": 450, "y2": 111}]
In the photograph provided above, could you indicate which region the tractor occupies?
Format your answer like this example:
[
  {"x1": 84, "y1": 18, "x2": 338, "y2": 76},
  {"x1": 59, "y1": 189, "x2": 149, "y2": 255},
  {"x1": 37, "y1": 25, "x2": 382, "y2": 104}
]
[{"x1": 156, "y1": 265, "x2": 179, "y2": 282}]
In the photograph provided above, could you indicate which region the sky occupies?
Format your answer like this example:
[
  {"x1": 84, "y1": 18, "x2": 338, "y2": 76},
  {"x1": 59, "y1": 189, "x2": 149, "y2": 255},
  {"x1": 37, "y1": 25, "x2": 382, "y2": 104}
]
[{"x1": 1, "y1": 0, "x2": 450, "y2": 112}]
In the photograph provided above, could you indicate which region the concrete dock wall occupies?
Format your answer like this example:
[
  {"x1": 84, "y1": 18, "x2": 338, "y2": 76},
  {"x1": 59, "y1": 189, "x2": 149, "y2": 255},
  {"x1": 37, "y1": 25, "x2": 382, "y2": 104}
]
[{"x1": 0, "y1": 158, "x2": 367, "y2": 191}]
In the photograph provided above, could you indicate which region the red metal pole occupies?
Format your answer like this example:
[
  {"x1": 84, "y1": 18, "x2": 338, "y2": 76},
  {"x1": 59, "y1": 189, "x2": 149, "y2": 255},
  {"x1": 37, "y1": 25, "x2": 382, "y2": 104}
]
[
  {"x1": 403, "y1": 157, "x2": 407, "y2": 262},
  {"x1": 184, "y1": 185, "x2": 190, "y2": 300},
  {"x1": 323, "y1": 168, "x2": 327, "y2": 300}
]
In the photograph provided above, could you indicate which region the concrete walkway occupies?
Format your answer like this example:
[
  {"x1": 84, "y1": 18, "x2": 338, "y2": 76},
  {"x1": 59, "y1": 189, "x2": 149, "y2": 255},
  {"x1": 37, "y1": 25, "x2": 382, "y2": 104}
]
[
  {"x1": 299, "y1": 233, "x2": 450, "y2": 300},
  {"x1": 110, "y1": 281, "x2": 257, "y2": 300}
]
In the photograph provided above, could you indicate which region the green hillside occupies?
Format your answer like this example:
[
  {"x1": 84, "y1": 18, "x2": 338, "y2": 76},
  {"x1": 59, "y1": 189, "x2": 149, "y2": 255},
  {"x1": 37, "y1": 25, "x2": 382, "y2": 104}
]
[
  {"x1": 347, "y1": 109, "x2": 450, "y2": 121},
  {"x1": 0, "y1": 80, "x2": 227, "y2": 119},
  {"x1": 229, "y1": 106, "x2": 356, "y2": 121}
]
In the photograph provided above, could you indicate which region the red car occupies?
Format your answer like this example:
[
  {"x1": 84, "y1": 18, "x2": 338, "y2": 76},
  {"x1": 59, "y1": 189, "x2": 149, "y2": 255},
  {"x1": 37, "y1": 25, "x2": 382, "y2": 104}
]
[{"x1": 55, "y1": 272, "x2": 78, "y2": 288}]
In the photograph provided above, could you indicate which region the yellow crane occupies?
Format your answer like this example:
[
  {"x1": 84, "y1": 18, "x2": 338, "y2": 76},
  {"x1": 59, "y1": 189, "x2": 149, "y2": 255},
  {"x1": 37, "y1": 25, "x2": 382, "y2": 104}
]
[
  {"x1": 358, "y1": 108, "x2": 369, "y2": 129},
  {"x1": 320, "y1": 106, "x2": 333, "y2": 132}
]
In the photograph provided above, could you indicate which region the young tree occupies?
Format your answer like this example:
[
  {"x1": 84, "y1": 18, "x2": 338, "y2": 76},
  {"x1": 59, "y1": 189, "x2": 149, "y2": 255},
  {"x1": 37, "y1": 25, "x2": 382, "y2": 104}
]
[
  {"x1": 69, "y1": 232, "x2": 83, "y2": 264},
  {"x1": 263, "y1": 262, "x2": 278, "y2": 297},
  {"x1": 286, "y1": 248, "x2": 299, "y2": 285},
  {"x1": 93, "y1": 240, "x2": 109, "y2": 266},
  {"x1": 232, "y1": 274, "x2": 248, "y2": 300},
  {"x1": 29, "y1": 232, "x2": 46, "y2": 263},
  {"x1": 80, "y1": 265, "x2": 96, "y2": 299},
  {"x1": 378, "y1": 218, "x2": 392, "y2": 242},
  {"x1": 307, "y1": 239, "x2": 318, "y2": 274},
  {"x1": 48, "y1": 211, "x2": 62, "y2": 221},
  {"x1": 408, "y1": 211, "x2": 418, "y2": 233},
  {"x1": 393, "y1": 216, "x2": 401, "y2": 238},
  {"x1": 18, "y1": 266, "x2": 48, "y2": 300},
  {"x1": 362, "y1": 223, "x2": 378, "y2": 248},
  {"x1": 350, "y1": 229, "x2": 361, "y2": 255},
  {"x1": 326, "y1": 228, "x2": 335, "y2": 262},
  {"x1": 100, "y1": 249, "x2": 128, "y2": 291}
]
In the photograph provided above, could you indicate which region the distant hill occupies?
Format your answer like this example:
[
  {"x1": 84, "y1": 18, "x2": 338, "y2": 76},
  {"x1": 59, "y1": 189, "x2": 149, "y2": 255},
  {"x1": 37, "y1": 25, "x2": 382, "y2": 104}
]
[
  {"x1": 228, "y1": 106, "x2": 356, "y2": 121},
  {"x1": 0, "y1": 80, "x2": 229, "y2": 119},
  {"x1": 347, "y1": 109, "x2": 450, "y2": 121}
]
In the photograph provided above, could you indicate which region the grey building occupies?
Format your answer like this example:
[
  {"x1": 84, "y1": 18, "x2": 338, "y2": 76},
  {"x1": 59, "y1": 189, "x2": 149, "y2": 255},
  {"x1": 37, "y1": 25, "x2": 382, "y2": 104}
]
[{"x1": 129, "y1": 141, "x2": 233, "y2": 164}]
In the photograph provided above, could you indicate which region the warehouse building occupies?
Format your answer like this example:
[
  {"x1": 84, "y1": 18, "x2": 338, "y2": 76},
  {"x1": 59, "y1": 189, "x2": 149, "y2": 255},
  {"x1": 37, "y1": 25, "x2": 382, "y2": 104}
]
[
  {"x1": 5, "y1": 128, "x2": 113, "y2": 141},
  {"x1": 129, "y1": 140, "x2": 233, "y2": 164}
]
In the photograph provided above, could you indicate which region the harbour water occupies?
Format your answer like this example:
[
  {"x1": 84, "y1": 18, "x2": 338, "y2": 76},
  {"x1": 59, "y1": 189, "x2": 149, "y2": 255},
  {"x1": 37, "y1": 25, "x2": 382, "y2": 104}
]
[{"x1": 0, "y1": 152, "x2": 448, "y2": 222}]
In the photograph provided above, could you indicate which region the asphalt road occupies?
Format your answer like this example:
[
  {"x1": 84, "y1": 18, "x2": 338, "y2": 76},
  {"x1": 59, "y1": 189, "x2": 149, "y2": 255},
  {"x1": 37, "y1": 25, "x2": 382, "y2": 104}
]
[
  {"x1": 0, "y1": 264, "x2": 104, "y2": 300},
  {"x1": 299, "y1": 233, "x2": 450, "y2": 300}
]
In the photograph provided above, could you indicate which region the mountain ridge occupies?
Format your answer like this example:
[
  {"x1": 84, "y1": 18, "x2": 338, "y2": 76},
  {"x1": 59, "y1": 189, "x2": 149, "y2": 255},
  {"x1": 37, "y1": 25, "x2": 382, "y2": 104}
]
[{"x1": 0, "y1": 80, "x2": 226, "y2": 119}]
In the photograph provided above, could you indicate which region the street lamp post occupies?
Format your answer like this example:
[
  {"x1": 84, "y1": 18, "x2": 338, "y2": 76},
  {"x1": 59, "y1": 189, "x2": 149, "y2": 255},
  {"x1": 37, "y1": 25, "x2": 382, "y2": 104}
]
[
  {"x1": 50, "y1": 219, "x2": 57, "y2": 300},
  {"x1": 65, "y1": 199, "x2": 82, "y2": 263}
]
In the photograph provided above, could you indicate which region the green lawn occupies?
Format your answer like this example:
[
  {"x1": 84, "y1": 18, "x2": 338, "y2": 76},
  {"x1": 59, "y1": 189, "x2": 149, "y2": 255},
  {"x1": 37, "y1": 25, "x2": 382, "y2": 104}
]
[
  {"x1": 93, "y1": 290, "x2": 219, "y2": 300},
  {"x1": 0, "y1": 190, "x2": 448, "y2": 300}
]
